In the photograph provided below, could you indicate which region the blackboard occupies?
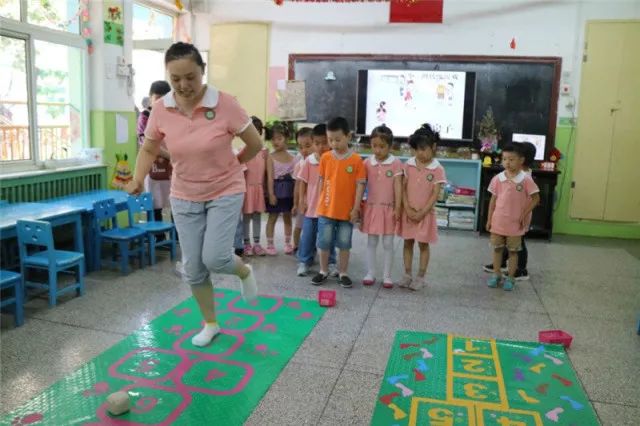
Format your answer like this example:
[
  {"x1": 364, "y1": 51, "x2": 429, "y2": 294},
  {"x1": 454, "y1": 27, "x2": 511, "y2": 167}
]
[{"x1": 290, "y1": 54, "x2": 561, "y2": 157}]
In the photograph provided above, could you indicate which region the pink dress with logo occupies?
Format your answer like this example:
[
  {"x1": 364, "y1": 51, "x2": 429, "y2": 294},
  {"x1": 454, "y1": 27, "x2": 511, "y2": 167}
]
[
  {"x1": 397, "y1": 158, "x2": 447, "y2": 244},
  {"x1": 243, "y1": 148, "x2": 267, "y2": 214},
  {"x1": 361, "y1": 155, "x2": 403, "y2": 235}
]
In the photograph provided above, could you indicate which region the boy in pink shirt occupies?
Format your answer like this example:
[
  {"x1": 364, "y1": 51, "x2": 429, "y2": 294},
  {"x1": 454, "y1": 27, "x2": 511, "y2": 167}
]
[{"x1": 486, "y1": 144, "x2": 540, "y2": 291}]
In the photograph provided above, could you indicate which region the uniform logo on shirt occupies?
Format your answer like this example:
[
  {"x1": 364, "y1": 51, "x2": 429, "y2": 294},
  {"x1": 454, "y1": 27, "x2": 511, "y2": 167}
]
[
  {"x1": 346, "y1": 165, "x2": 354, "y2": 174},
  {"x1": 386, "y1": 170, "x2": 393, "y2": 178},
  {"x1": 427, "y1": 173, "x2": 434, "y2": 182},
  {"x1": 205, "y1": 110, "x2": 215, "y2": 120},
  {"x1": 516, "y1": 183, "x2": 524, "y2": 192}
]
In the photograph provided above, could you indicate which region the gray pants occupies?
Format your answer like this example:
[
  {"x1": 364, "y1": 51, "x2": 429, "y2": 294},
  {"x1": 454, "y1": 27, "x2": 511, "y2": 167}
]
[{"x1": 171, "y1": 193, "x2": 244, "y2": 286}]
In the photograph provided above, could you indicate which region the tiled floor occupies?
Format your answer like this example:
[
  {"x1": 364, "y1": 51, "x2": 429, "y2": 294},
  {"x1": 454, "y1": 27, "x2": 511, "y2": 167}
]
[{"x1": 2, "y1": 229, "x2": 639, "y2": 425}]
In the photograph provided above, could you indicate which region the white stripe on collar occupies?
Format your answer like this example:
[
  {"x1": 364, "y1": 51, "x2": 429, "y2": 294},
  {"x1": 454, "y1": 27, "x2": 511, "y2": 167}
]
[
  {"x1": 407, "y1": 157, "x2": 441, "y2": 170},
  {"x1": 369, "y1": 154, "x2": 396, "y2": 166},
  {"x1": 308, "y1": 153, "x2": 320, "y2": 165},
  {"x1": 497, "y1": 170, "x2": 526, "y2": 183},
  {"x1": 162, "y1": 85, "x2": 219, "y2": 109}
]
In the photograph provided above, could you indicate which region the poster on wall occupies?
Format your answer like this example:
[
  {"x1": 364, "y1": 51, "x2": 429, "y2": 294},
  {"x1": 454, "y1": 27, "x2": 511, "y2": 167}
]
[
  {"x1": 276, "y1": 80, "x2": 307, "y2": 121},
  {"x1": 104, "y1": 1, "x2": 124, "y2": 46}
]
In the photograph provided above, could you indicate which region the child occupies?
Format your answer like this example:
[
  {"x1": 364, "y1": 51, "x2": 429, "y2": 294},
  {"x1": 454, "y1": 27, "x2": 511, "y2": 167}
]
[
  {"x1": 361, "y1": 125, "x2": 403, "y2": 288},
  {"x1": 311, "y1": 117, "x2": 366, "y2": 288},
  {"x1": 292, "y1": 127, "x2": 314, "y2": 253},
  {"x1": 265, "y1": 122, "x2": 297, "y2": 255},
  {"x1": 296, "y1": 124, "x2": 337, "y2": 276},
  {"x1": 242, "y1": 116, "x2": 268, "y2": 256},
  {"x1": 137, "y1": 81, "x2": 172, "y2": 228},
  {"x1": 482, "y1": 141, "x2": 536, "y2": 280},
  {"x1": 486, "y1": 144, "x2": 540, "y2": 291},
  {"x1": 397, "y1": 124, "x2": 447, "y2": 291}
]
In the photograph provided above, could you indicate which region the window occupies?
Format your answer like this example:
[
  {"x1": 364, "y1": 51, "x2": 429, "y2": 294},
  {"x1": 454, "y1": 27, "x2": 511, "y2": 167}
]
[
  {"x1": 132, "y1": 2, "x2": 176, "y2": 111},
  {"x1": 0, "y1": 2, "x2": 88, "y2": 171}
]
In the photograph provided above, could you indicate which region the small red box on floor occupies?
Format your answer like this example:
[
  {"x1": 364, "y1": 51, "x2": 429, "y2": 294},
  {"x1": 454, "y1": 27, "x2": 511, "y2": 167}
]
[
  {"x1": 318, "y1": 290, "x2": 336, "y2": 307},
  {"x1": 538, "y1": 329, "x2": 573, "y2": 348}
]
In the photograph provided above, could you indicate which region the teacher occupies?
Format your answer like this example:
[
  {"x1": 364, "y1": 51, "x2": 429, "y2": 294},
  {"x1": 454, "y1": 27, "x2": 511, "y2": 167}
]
[{"x1": 126, "y1": 42, "x2": 263, "y2": 347}]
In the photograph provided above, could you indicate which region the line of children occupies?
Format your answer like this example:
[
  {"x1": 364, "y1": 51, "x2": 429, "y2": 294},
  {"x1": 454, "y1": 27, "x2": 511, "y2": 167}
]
[
  {"x1": 486, "y1": 143, "x2": 540, "y2": 290},
  {"x1": 236, "y1": 116, "x2": 538, "y2": 293}
]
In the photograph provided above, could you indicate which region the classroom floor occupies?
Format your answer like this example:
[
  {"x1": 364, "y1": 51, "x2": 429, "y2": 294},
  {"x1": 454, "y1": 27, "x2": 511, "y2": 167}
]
[{"x1": 1, "y1": 228, "x2": 639, "y2": 425}]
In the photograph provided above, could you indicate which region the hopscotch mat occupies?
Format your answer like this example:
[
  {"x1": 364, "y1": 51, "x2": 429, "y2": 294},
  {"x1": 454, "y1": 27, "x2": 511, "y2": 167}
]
[
  {"x1": 2, "y1": 289, "x2": 325, "y2": 425},
  {"x1": 371, "y1": 331, "x2": 599, "y2": 426}
]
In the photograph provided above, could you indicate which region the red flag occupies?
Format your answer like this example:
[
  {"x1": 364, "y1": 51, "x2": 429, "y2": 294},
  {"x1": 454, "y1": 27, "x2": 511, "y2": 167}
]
[{"x1": 389, "y1": 0, "x2": 443, "y2": 23}]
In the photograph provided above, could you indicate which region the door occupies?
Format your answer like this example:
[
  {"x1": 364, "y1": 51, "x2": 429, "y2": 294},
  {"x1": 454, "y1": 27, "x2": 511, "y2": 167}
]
[
  {"x1": 570, "y1": 21, "x2": 640, "y2": 222},
  {"x1": 209, "y1": 23, "x2": 269, "y2": 121}
]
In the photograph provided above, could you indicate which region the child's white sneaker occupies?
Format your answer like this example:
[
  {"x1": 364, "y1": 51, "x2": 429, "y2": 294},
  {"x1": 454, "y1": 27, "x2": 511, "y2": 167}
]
[
  {"x1": 297, "y1": 263, "x2": 309, "y2": 276},
  {"x1": 398, "y1": 274, "x2": 413, "y2": 289}
]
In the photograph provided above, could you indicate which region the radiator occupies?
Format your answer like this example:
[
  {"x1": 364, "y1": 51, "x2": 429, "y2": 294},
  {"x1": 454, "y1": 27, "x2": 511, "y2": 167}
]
[{"x1": 0, "y1": 166, "x2": 107, "y2": 203}]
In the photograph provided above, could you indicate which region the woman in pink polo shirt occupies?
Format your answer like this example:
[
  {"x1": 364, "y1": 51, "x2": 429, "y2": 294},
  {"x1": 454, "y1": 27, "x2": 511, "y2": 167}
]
[{"x1": 126, "y1": 42, "x2": 263, "y2": 347}]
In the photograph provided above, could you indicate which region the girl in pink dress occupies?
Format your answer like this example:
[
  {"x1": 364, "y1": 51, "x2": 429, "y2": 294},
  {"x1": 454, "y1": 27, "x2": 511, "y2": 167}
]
[
  {"x1": 361, "y1": 125, "x2": 403, "y2": 288},
  {"x1": 292, "y1": 127, "x2": 314, "y2": 253},
  {"x1": 397, "y1": 124, "x2": 447, "y2": 291},
  {"x1": 265, "y1": 122, "x2": 297, "y2": 255},
  {"x1": 242, "y1": 116, "x2": 267, "y2": 256}
]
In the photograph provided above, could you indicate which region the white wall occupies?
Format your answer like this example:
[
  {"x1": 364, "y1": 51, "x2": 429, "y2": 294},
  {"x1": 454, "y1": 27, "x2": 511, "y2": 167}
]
[
  {"x1": 205, "y1": 0, "x2": 640, "y2": 117},
  {"x1": 89, "y1": 0, "x2": 135, "y2": 111}
]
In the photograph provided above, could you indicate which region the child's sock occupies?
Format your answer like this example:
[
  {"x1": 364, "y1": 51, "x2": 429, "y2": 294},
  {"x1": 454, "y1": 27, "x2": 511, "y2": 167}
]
[
  {"x1": 284, "y1": 234, "x2": 292, "y2": 245},
  {"x1": 382, "y1": 235, "x2": 394, "y2": 280},
  {"x1": 192, "y1": 321, "x2": 220, "y2": 347},
  {"x1": 252, "y1": 213, "x2": 261, "y2": 243},
  {"x1": 366, "y1": 235, "x2": 379, "y2": 278},
  {"x1": 267, "y1": 237, "x2": 274, "y2": 247}
]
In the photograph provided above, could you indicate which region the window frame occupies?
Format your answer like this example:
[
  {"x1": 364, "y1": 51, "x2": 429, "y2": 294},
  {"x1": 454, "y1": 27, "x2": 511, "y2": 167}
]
[{"x1": 0, "y1": 7, "x2": 89, "y2": 175}]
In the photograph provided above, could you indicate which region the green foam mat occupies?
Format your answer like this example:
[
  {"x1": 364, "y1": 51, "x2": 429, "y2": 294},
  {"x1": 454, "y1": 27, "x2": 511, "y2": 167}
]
[
  {"x1": 2, "y1": 289, "x2": 324, "y2": 425},
  {"x1": 371, "y1": 331, "x2": 599, "y2": 426}
]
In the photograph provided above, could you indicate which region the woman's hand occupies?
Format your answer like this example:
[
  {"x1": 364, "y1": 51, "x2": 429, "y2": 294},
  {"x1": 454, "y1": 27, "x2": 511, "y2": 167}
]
[{"x1": 124, "y1": 178, "x2": 144, "y2": 195}]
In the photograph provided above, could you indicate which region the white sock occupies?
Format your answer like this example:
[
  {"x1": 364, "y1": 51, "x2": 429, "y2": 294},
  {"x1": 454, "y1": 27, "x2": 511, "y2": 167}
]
[
  {"x1": 191, "y1": 322, "x2": 220, "y2": 347},
  {"x1": 367, "y1": 235, "x2": 379, "y2": 279},
  {"x1": 241, "y1": 264, "x2": 258, "y2": 302},
  {"x1": 382, "y1": 235, "x2": 394, "y2": 281}
]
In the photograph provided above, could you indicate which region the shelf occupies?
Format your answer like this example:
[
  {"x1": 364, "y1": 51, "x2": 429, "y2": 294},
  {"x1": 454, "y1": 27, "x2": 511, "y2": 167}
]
[{"x1": 436, "y1": 203, "x2": 476, "y2": 209}]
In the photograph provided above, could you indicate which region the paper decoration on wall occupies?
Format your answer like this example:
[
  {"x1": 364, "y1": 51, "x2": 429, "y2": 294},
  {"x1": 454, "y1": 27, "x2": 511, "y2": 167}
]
[
  {"x1": 268, "y1": 66, "x2": 287, "y2": 115},
  {"x1": 510, "y1": 37, "x2": 517, "y2": 49},
  {"x1": 110, "y1": 153, "x2": 132, "y2": 189},
  {"x1": 276, "y1": 80, "x2": 307, "y2": 121},
  {"x1": 103, "y1": 1, "x2": 124, "y2": 46},
  {"x1": 115, "y1": 113, "x2": 129, "y2": 144},
  {"x1": 389, "y1": 0, "x2": 443, "y2": 23}
]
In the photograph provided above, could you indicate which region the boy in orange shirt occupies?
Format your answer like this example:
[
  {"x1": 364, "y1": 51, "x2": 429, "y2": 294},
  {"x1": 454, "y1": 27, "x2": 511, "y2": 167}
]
[{"x1": 311, "y1": 117, "x2": 366, "y2": 288}]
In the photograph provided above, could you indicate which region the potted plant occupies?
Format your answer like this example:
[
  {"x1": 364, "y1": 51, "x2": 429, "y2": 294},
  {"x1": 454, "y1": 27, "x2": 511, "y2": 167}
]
[{"x1": 478, "y1": 107, "x2": 500, "y2": 153}]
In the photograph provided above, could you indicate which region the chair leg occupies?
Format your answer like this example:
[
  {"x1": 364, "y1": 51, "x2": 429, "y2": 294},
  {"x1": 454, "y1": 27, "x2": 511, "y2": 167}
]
[
  {"x1": 94, "y1": 237, "x2": 102, "y2": 271},
  {"x1": 48, "y1": 268, "x2": 57, "y2": 307},
  {"x1": 15, "y1": 278, "x2": 24, "y2": 327},
  {"x1": 77, "y1": 260, "x2": 85, "y2": 296},
  {"x1": 149, "y1": 234, "x2": 156, "y2": 266},
  {"x1": 140, "y1": 236, "x2": 146, "y2": 268},
  {"x1": 120, "y1": 241, "x2": 129, "y2": 275}
]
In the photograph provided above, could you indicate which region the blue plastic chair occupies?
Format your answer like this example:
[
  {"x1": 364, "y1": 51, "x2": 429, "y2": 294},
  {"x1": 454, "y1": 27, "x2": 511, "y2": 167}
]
[
  {"x1": 0, "y1": 270, "x2": 24, "y2": 326},
  {"x1": 93, "y1": 198, "x2": 146, "y2": 274},
  {"x1": 127, "y1": 193, "x2": 176, "y2": 265},
  {"x1": 16, "y1": 220, "x2": 84, "y2": 307}
]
